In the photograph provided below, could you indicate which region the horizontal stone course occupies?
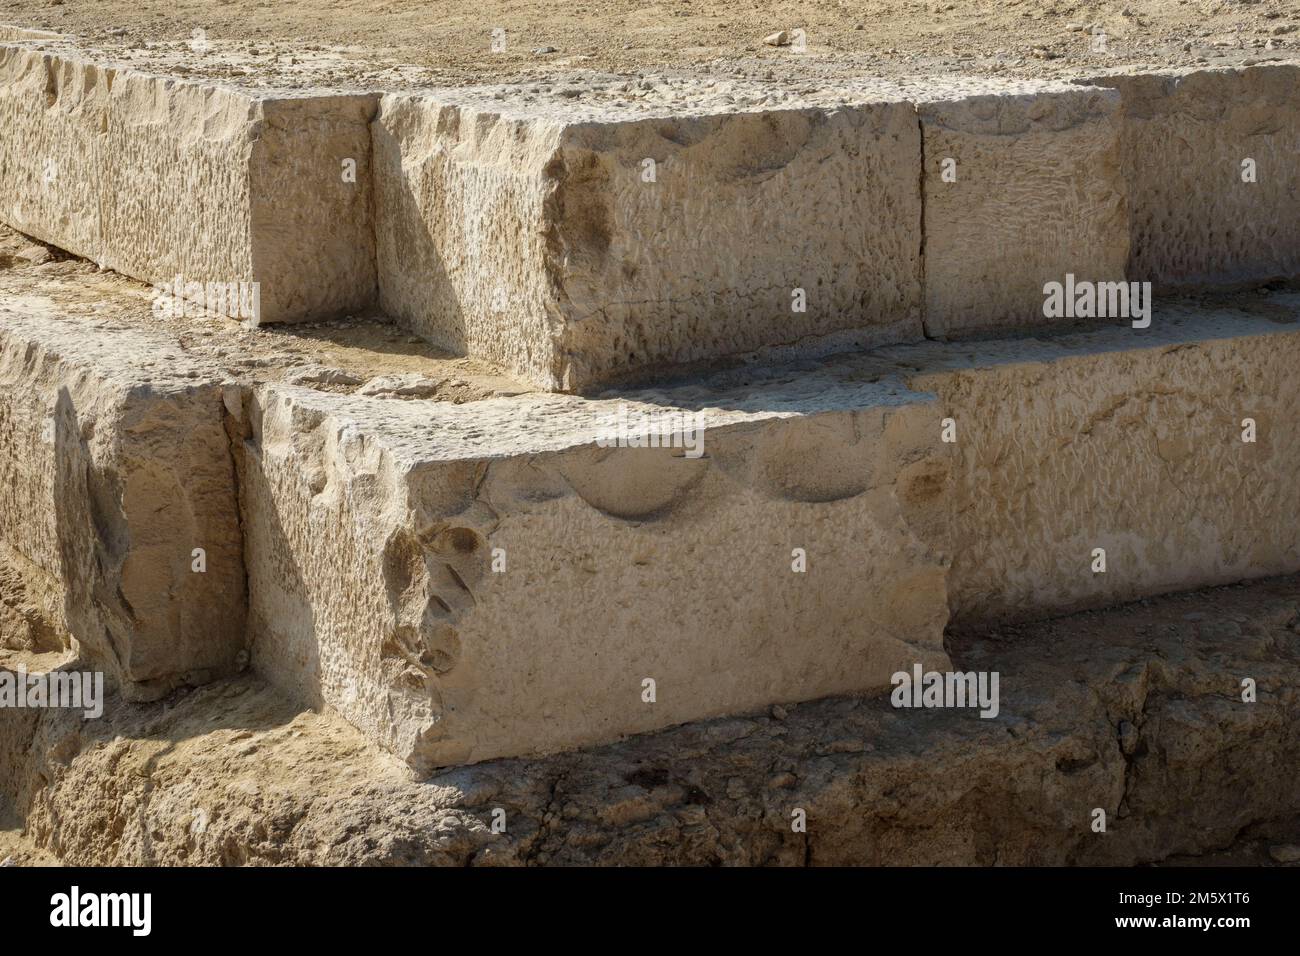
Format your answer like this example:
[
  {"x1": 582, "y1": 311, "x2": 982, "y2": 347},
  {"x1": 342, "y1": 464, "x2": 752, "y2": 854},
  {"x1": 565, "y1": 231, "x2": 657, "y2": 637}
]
[
  {"x1": 893, "y1": 294, "x2": 1300, "y2": 621},
  {"x1": 1, "y1": 270, "x2": 1297, "y2": 770},
  {"x1": 5, "y1": 37, "x2": 1299, "y2": 386},
  {"x1": 0, "y1": 41, "x2": 378, "y2": 323},
  {"x1": 240, "y1": 292, "x2": 1300, "y2": 769}
]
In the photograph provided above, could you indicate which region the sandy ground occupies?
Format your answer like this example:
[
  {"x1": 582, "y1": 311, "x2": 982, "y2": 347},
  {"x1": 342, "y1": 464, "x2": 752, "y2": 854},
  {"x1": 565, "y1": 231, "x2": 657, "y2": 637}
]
[{"x1": 2, "y1": 0, "x2": 1299, "y2": 88}]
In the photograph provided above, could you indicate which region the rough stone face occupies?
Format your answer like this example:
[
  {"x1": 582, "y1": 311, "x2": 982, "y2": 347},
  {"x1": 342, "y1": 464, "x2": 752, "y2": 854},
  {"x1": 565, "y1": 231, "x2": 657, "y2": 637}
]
[
  {"x1": 0, "y1": 42, "x2": 378, "y2": 322},
  {"x1": 372, "y1": 83, "x2": 924, "y2": 392},
  {"x1": 4, "y1": 574, "x2": 1299, "y2": 866},
  {"x1": 237, "y1": 293, "x2": 1300, "y2": 769},
  {"x1": 0, "y1": 297, "x2": 246, "y2": 695},
  {"x1": 1082, "y1": 65, "x2": 1300, "y2": 291},
  {"x1": 0, "y1": 46, "x2": 107, "y2": 265},
  {"x1": 919, "y1": 84, "x2": 1129, "y2": 337},
  {"x1": 897, "y1": 295, "x2": 1300, "y2": 621},
  {"x1": 240, "y1": 373, "x2": 951, "y2": 769}
]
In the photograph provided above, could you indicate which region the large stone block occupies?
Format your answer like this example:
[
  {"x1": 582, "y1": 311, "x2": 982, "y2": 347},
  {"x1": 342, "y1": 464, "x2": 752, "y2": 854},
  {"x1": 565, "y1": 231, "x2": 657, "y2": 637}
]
[
  {"x1": 897, "y1": 295, "x2": 1300, "y2": 621},
  {"x1": 240, "y1": 372, "x2": 952, "y2": 769},
  {"x1": 0, "y1": 298, "x2": 246, "y2": 695},
  {"x1": 372, "y1": 83, "x2": 924, "y2": 392},
  {"x1": 1082, "y1": 65, "x2": 1300, "y2": 291},
  {"x1": 919, "y1": 82, "x2": 1129, "y2": 337},
  {"x1": 0, "y1": 42, "x2": 378, "y2": 322}
]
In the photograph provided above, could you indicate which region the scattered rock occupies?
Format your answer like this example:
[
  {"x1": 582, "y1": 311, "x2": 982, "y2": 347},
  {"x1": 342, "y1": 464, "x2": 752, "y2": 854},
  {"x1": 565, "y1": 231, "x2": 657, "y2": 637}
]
[
  {"x1": 356, "y1": 373, "x2": 446, "y2": 399},
  {"x1": 284, "y1": 365, "x2": 363, "y2": 387},
  {"x1": 763, "y1": 31, "x2": 791, "y2": 47},
  {"x1": 1268, "y1": 844, "x2": 1300, "y2": 863}
]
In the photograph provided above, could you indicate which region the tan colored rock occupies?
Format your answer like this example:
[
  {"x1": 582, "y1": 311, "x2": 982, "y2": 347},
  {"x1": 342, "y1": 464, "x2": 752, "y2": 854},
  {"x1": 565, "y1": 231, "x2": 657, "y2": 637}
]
[
  {"x1": 240, "y1": 371, "x2": 951, "y2": 769},
  {"x1": 897, "y1": 296, "x2": 1300, "y2": 621},
  {"x1": 238, "y1": 291, "x2": 1300, "y2": 768},
  {"x1": 372, "y1": 83, "x2": 923, "y2": 392},
  {"x1": 1082, "y1": 65, "x2": 1300, "y2": 290},
  {"x1": 919, "y1": 83, "x2": 1128, "y2": 337},
  {"x1": 0, "y1": 296, "x2": 246, "y2": 695},
  {"x1": 0, "y1": 43, "x2": 378, "y2": 323},
  {"x1": 0, "y1": 47, "x2": 107, "y2": 266}
]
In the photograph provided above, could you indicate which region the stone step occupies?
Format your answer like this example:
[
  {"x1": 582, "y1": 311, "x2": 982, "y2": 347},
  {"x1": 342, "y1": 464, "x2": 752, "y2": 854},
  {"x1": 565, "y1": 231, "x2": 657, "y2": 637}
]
[
  {"x1": 898, "y1": 294, "x2": 1300, "y2": 622},
  {"x1": 2, "y1": 239, "x2": 1296, "y2": 765},
  {"x1": 374, "y1": 76, "x2": 1135, "y2": 389},
  {"x1": 240, "y1": 294, "x2": 1300, "y2": 769},
  {"x1": 0, "y1": 232, "x2": 516, "y2": 698},
  {"x1": 0, "y1": 284, "x2": 246, "y2": 697},
  {"x1": 3, "y1": 30, "x2": 1295, "y2": 391},
  {"x1": 241, "y1": 360, "x2": 952, "y2": 771},
  {"x1": 0, "y1": 40, "x2": 377, "y2": 323}
]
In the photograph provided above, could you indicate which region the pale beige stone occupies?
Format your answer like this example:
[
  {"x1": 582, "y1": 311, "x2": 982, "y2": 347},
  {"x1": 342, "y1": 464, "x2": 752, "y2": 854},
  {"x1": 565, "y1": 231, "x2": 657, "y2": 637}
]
[
  {"x1": 0, "y1": 46, "x2": 108, "y2": 265},
  {"x1": 372, "y1": 83, "x2": 924, "y2": 392},
  {"x1": 919, "y1": 84, "x2": 1129, "y2": 337},
  {"x1": 0, "y1": 295, "x2": 246, "y2": 695},
  {"x1": 0, "y1": 43, "x2": 378, "y2": 323},
  {"x1": 1082, "y1": 65, "x2": 1300, "y2": 290},
  {"x1": 896, "y1": 296, "x2": 1300, "y2": 621},
  {"x1": 241, "y1": 373, "x2": 952, "y2": 769}
]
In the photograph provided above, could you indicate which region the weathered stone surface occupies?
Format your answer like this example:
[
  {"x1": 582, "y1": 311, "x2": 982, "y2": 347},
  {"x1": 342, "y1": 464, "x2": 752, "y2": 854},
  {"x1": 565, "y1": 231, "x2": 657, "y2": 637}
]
[
  {"x1": 0, "y1": 46, "x2": 107, "y2": 265},
  {"x1": 897, "y1": 294, "x2": 1300, "y2": 621},
  {"x1": 237, "y1": 292, "x2": 1300, "y2": 768},
  {"x1": 4, "y1": 574, "x2": 1298, "y2": 866},
  {"x1": 0, "y1": 221, "x2": 525, "y2": 692},
  {"x1": 0, "y1": 42, "x2": 378, "y2": 322},
  {"x1": 240, "y1": 371, "x2": 951, "y2": 769},
  {"x1": 919, "y1": 84, "x2": 1129, "y2": 337},
  {"x1": 1082, "y1": 65, "x2": 1300, "y2": 291},
  {"x1": 0, "y1": 294, "x2": 246, "y2": 694},
  {"x1": 372, "y1": 82, "x2": 924, "y2": 392}
]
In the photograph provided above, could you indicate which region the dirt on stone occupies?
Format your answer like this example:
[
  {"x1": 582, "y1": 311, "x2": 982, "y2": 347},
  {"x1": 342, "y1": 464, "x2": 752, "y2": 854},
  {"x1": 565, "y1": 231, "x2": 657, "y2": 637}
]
[{"x1": 2, "y1": 0, "x2": 1298, "y2": 89}]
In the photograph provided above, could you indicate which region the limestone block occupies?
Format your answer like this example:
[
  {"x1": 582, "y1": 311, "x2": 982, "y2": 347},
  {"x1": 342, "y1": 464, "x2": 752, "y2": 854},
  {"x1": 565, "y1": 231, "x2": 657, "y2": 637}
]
[
  {"x1": 0, "y1": 46, "x2": 108, "y2": 264},
  {"x1": 241, "y1": 373, "x2": 952, "y2": 769},
  {"x1": 897, "y1": 297, "x2": 1300, "y2": 621},
  {"x1": 919, "y1": 82, "x2": 1128, "y2": 337},
  {"x1": 0, "y1": 300, "x2": 246, "y2": 695},
  {"x1": 0, "y1": 43, "x2": 378, "y2": 322},
  {"x1": 1083, "y1": 65, "x2": 1300, "y2": 290},
  {"x1": 372, "y1": 85, "x2": 924, "y2": 392}
]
